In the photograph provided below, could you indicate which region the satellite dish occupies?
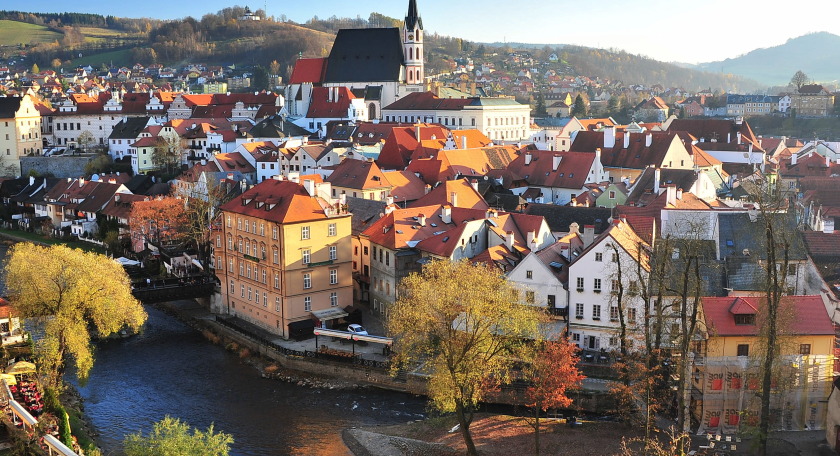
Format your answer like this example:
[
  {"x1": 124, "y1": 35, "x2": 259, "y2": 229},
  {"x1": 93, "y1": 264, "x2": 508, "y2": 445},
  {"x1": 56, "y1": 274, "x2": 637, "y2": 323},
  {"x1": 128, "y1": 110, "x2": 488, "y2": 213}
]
[
  {"x1": 91, "y1": 173, "x2": 100, "y2": 181},
  {"x1": 79, "y1": 53, "x2": 82, "y2": 58}
]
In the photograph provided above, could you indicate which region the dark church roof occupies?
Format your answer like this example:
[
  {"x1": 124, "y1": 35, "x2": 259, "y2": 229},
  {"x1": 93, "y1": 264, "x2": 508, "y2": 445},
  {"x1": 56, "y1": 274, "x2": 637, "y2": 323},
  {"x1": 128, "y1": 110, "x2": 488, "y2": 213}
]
[
  {"x1": 247, "y1": 115, "x2": 313, "y2": 139},
  {"x1": 323, "y1": 28, "x2": 405, "y2": 84},
  {"x1": 405, "y1": 0, "x2": 423, "y2": 31}
]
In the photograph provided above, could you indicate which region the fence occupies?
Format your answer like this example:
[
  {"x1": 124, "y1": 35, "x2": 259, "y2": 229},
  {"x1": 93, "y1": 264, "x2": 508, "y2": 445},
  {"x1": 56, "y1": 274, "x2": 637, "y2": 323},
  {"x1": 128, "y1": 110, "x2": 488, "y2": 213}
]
[{"x1": 213, "y1": 316, "x2": 391, "y2": 371}]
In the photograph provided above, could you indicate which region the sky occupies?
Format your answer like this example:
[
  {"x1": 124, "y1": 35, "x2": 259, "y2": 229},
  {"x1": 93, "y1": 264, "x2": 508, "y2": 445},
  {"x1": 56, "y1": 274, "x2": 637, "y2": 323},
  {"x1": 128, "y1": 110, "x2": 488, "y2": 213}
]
[{"x1": 17, "y1": 0, "x2": 840, "y2": 64}]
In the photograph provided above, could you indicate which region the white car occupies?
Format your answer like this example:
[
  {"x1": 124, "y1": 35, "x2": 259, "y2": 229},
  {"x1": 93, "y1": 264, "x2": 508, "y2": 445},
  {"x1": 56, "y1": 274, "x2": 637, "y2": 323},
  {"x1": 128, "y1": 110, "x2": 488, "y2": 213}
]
[{"x1": 347, "y1": 324, "x2": 369, "y2": 336}]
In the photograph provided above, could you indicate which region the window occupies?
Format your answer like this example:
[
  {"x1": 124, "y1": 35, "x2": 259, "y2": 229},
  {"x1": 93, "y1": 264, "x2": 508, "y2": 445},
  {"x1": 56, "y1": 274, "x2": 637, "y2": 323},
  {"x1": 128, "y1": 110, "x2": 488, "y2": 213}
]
[
  {"x1": 628, "y1": 282, "x2": 639, "y2": 295},
  {"x1": 572, "y1": 333, "x2": 580, "y2": 342},
  {"x1": 262, "y1": 270, "x2": 266, "y2": 284},
  {"x1": 304, "y1": 296, "x2": 311, "y2": 312},
  {"x1": 609, "y1": 191, "x2": 616, "y2": 199},
  {"x1": 576, "y1": 277, "x2": 584, "y2": 290},
  {"x1": 627, "y1": 308, "x2": 637, "y2": 324},
  {"x1": 592, "y1": 304, "x2": 601, "y2": 320},
  {"x1": 301, "y1": 226, "x2": 310, "y2": 240},
  {"x1": 799, "y1": 344, "x2": 811, "y2": 355},
  {"x1": 228, "y1": 237, "x2": 233, "y2": 250},
  {"x1": 229, "y1": 280, "x2": 234, "y2": 293},
  {"x1": 329, "y1": 245, "x2": 337, "y2": 261},
  {"x1": 330, "y1": 269, "x2": 338, "y2": 285},
  {"x1": 239, "y1": 262, "x2": 244, "y2": 276},
  {"x1": 302, "y1": 249, "x2": 310, "y2": 264},
  {"x1": 303, "y1": 273, "x2": 311, "y2": 289},
  {"x1": 252, "y1": 221, "x2": 256, "y2": 233},
  {"x1": 238, "y1": 239, "x2": 243, "y2": 253},
  {"x1": 328, "y1": 223, "x2": 336, "y2": 236},
  {"x1": 611, "y1": 280, "x2": 620, "y2": 292},
  {"x1": 385, "y1": 251, "x2": 390, "y2": 266},
  {"x1": 609, "y1": 336, "x2": 618, "y2": 346},
  {"x1": 274, "y1": 273, "x2": 279, "y2": 288},
  {"x1": 595, "y1": 252, "x2": 603, "y2": 262},
  {"x1": 525, "y1": 291, "x2": 535, "y2": 304},
  {"x1": 526, "y1": 270, "x2": 533, "y2": 279},
  {"x1": 244, "y1": 220, "x2": 249, "y2": 233},
  {"x1": 229, "y1": 258, "x2": 234, "y2": 272},
  {"x1": 330, "y1": 292, "x2": 338, "y2": 307},
  {"x1": 611, "y1": 253, "x2": 618, "y2": 262},
  {"x1": 263, "y1": 294, "x2": 267, "y2": 307},
  {"x1": 261, "y1": 246, "x2": 266, "y2": 260},
  {"x1": 610, "y1": 306, "x2": 618, "y2": 322},
  {"x1": 364, "y1": 246, "x2": 368, "y2": 256},
  {"x1": 593, "y1": 278, "x2": 602, "y2": 292},
  {"x1": 241, "y1": 285, "x2": 245, "y2": 298},
  {"x1": 260, "y1": 223, "x2": 264, "y2": 236},
  {"x1": 787, "y1": 264, "x2": 797, "y2": 276},
  {"x1": 216, "y1": 235, "x2": 221, "y2": 248},
  {"x1": 273, "y1": 226, "x2": 278, "y2": 240},
  {"x1": 273, "y1": 249, "x2": 278, "y2": 264},
  {"x1": 248, "y1": 287, "x2": 252, "y2": 301},
  {"x1": 734, "y1": 314, "x2": 755, "y2": 325},
  {"x1": 275, "y1": 297, "x2": 280, "y2": 312},
  {"x1": 737, "y1": 344, "x2": 749, "y2": 357}
]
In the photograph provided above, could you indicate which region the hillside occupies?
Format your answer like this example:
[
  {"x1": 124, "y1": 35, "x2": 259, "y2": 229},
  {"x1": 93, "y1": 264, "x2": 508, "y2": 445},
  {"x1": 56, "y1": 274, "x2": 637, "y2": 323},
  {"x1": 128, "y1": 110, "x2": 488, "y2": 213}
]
[
  {"x1": 0, "y1": 20, "x2": 61, "y2": 46},
  {"x1": 697, "y1": 32, "x2": 840, "y2": 86}
]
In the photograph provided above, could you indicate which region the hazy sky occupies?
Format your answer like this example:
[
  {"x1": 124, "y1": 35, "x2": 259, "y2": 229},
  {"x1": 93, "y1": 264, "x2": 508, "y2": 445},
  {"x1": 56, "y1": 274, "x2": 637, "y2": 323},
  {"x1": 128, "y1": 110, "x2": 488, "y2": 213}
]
[{"x1": 18, "y1": 0, "x2": 840, "y2": 63}]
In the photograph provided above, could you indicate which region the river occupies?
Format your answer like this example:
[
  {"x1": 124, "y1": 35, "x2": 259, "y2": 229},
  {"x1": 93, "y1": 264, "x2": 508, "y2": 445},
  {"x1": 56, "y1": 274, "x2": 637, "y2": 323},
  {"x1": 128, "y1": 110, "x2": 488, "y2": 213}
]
[{"x1": 0, "y1": 243, "x2": 429, "y2": 456}]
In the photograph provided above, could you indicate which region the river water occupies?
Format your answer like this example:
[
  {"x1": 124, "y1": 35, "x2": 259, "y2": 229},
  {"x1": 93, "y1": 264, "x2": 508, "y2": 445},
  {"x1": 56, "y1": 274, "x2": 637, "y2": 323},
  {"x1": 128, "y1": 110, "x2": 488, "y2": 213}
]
[{"x1": 0, "y1": 243, "x2": 429, "y2": 456}]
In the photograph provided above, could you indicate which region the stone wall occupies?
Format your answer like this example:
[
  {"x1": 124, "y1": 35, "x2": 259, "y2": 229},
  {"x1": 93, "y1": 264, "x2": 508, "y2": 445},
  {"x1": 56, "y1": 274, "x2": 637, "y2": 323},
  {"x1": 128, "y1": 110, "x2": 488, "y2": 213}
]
[{"x1": 21, "y1": 155, "x2": 95, "y2": 178}]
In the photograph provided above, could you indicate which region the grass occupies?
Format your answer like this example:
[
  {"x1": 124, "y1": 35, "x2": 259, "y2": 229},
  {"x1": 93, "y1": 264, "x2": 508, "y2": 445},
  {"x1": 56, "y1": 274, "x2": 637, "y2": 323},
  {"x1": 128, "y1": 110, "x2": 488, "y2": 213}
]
[
  {"x1": 0, "y1": 227, "x2": 106, "y2": 254},
  {"x1": 0, "y1": 20, "x2": 62, "y2": 47},
  {"x1": 67, "y1": 409, "x2": 96, "y2": 453},
  {"x1": 70, "y1": 49, "x2": 133, "y2": 69}
]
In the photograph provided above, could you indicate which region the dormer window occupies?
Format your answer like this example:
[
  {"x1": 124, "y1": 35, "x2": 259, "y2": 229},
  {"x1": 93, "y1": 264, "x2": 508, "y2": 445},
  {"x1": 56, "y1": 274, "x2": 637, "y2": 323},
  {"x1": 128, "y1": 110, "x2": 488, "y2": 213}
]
[{"x1": 734, "y1": 314, "x2": 755, "y2": 325}]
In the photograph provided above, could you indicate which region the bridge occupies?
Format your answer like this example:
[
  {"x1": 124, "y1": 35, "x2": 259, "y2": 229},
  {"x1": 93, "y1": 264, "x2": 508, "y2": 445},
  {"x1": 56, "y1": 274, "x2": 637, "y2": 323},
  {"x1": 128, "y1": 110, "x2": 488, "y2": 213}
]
[{"x1": 131, "y1": 275, "x2": 216, "y2": 303}]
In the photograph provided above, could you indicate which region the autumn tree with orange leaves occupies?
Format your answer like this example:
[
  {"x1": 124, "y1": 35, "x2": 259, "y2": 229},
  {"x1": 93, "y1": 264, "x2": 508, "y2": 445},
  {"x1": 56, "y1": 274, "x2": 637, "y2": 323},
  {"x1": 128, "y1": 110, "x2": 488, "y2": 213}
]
[
  {"x1": 523, "y1": 340, "x2": 585, "y2": 456},
  {"x1": 129, "y1": 197, "x2": 187, "y2": 248}
]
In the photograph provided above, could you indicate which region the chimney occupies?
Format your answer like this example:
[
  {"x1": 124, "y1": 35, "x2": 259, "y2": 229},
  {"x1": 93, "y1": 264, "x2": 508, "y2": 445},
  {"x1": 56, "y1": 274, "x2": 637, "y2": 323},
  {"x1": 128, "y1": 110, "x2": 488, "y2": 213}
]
[
  {"x1": 525, "y1": 152, "x2": 532, "y2": 165},
  {"x1": 328, "y1": 87, "x2": 333, "y2": 103},
  {"x1": 486, "y1": 208, "x2": 495, "y2": 219},
  {"x1": 470, "y1": 179, "x2": 479, "y2": 192},
  {"x1": 201, "y1": 159, "x2": 207, "y2": 166},
  {"x1": 386, "y1": 196, "x2": 394, "y2": 206},
  {"x1": 29, "y1": 176, "x2": 34, "y2": 186},
  {"x1": 727, "y1": 133, "x2": 731, "y2": 143},
  {"x1": 79, "y1": 177, "x2": 85, "y2": 188},
  {"x1": 442, "y1": 205, "x2": 452, "y2": 224},
  {"x1": 645, "y1": 133, "x2": 652, "y2": 147},
  {"x1": 737, "y1": 132, "x2": 742, "y2": 145},
  {"x1": 227, "y1": 173, "x2": 234, "y2": 180},
  {"x1": 424, "y1": 184, "x2": 432, "y2": 195},
  {"x1": 289, "y1": 172, "x2": 300, "y2": 183},
  {"x1": 527, "y1": 230, "x2": 536, "y2": 248},
  {"x1": 619, "y1": 214, "x2": 627, "y2": 224},
  {"x1": 583, "y1": 225, "x2": 595, "y2": 247},
  {"x1": 415, "y1": 126, "x2": 420, "y2": 141},
  {"x1": 623, "y1": 132, "x2": 630, "y2": 148},
  {"x1": 824, "y1": 217, "x2": 835, "y2": 234},
  {"x1": 450, "y1": 191, "x2": 458, "y2": 207},
  {"x1": 339, "y1": 193, "x2": 346, "y2": 205},
  {"x1": 418, "y1": 213, "x2": 426, "y2": 226},
  {"x1": 791, "y1": 154, "x2": 798, "y2": 165},
  {"x1": 462, "y1": 135, "x2": 468, "y2": 149},
  {"x1": 552, "y1": 154, "x2": 562, "y2": 171},
  {"x1": 827, "y1": 154, "x2": 831, "y2": 168},
  {"x1": 505, "y1": 231, "x2": 515, "y2": 250},
  {"x1": 748, "y1": 207, "x2": 758, "y2": 223},
  {"x1": 385, "y1": 205, "x2": 394, "y2": 215},
  {"x1": 676, "y1": 187, "x2": 683, "y2": 200},
  {"x1": 569, "y1": 222, "x2": 580, "y2": 234},
  {"x1": 604, "y1": 125, "x2": 616, "y2": 148},
  {"x1": 666, "y1": 186, "x2": 677, "y2": 206},
  {"x1": 303, "y1": 179, "x2": 315, "y2": 196},
  {"x1": 653, "y1": 167, "x2": 661, "y2": 194},
  {"x1": 595, "y1": 148, "x2": 602, "y2": 166}
]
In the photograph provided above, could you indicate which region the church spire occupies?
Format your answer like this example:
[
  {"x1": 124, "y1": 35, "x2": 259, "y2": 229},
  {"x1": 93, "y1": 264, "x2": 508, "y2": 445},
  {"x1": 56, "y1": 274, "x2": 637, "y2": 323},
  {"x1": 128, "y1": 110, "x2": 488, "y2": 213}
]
[{"x1": 405, "y1": 0, "x2": 423, "y2": 31}]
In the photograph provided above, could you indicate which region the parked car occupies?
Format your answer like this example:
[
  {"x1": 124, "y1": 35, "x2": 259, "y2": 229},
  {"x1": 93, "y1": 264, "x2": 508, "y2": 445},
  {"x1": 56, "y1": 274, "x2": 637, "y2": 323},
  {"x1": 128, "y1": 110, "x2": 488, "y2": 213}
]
[{"x1": 347, "y1": 324, "x2": 368, "y2": 336}]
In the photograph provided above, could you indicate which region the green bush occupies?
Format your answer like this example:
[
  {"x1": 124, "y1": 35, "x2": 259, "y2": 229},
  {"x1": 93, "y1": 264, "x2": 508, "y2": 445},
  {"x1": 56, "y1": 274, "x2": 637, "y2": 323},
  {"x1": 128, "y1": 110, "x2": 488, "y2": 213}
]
[{"x1": 59, "y1": 408, "x2": 72, "y2": 447}]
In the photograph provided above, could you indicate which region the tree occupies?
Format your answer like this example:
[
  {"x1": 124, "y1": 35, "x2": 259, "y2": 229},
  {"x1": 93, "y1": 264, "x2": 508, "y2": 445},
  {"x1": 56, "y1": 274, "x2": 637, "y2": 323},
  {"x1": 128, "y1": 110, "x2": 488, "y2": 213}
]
[
  {"x1": 129, "y1": 197, "x2": 188, "y2": 249},
  {"x1": 151, "y1": 135, "x2": 185, "y2": 175},
  {"x1": 124, "y1": 416, "x2": 233, "y2": 456},
  {"x1": 77, "y1": 131, "x2": 95, "y2": 152},
  {"x1": 178, "y1": 178, "x2": 227, "y2": 273},
  {"x1": 522, "y1": 341, "x2": 584, "y2": 456},
  {"x1": 252, "y1": 65, "x2": 269, "y2": 91},
  {"x1": 31, "y1": 63, "x2": 39, "y2": 74},
  {"x1": 571, "y1": 94, "x2": 587, "y2": 117},
  {"x1": 790, "y1": 70, "x2": 809, "y2": 90},
  {"x1": 607, "y1": 95, "x2": 621, "y2": 114},
  {"x1": 388, "y1": 260, "x2": 545, "y2": 456},
  {"x1": 4, "y1": 244, "x2": 147, "y2": 387},
  {"x1": 269, "y1": 60, "x2": 280, "y2": 77},
  {"x1": 84, "y1": 153, "x2": 112, "y2": 175},
  {"x1": 534, "y1": 92, "x2": 547, "y2": 117},
  {"x1": 50, "y1": 58, "x2": 62, "y2": 68}
]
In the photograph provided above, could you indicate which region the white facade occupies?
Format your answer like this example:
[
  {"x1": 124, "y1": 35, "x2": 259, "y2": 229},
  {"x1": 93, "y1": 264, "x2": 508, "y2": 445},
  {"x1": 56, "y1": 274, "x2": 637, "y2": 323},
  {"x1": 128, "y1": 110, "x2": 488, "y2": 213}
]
[
  {"x1": 382, "y1": 100, "x2": 532, "y2": 141},
  {"x1": 507, "y1": 252, "x2": 568, "y2": 312}
]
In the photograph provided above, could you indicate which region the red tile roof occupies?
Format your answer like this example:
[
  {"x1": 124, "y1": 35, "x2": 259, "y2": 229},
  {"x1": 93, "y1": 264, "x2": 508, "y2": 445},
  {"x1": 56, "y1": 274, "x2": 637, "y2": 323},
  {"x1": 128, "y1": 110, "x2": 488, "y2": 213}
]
[
  {"x1": 288, "y1": 58, "x2": 328, "y2": 85},
  {"x1": 410, "y1": 179, "x2": 489, "y2": 210},
  {"x1": 506, "y1": 149, "x2": 595, "y2": 190},
  {"x1": 383, "y1": 91, "x2": 473, "y2": 111},
  {"x1": 802, "y1": 231, "x2": 840, "y2": 257},
  {"x1": 702, "y1": 296, "x2": 833, "y2": 337},
  {"x1": 215, "y1": 152, "x2": 256, "y2": 174},
  {"x1": 218, "y1": 179, "x2": 334, "y2": 224},
  {"x1": 383, "y1": 170, "x2": 427, "y2": 202},
  {"x1": 377, "y1": 124, "x2": 450, "y2": 171},
  {"x1": 325, "y1": 159, "x2": 389, "y2": 191},
  {"x1": 307, "y1": 87, "x2": 355, "y2": 118},
  {"x1": 569, "y1": 131, "x2": 684, "y2": 170}
]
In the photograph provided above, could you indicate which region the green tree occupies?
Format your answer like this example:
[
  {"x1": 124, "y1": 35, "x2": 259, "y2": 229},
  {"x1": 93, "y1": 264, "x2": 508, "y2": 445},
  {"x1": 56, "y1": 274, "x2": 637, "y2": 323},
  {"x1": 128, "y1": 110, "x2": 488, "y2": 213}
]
[
  {"x1": 4, "y1": 244, "x2": 147, "y2": 387},
  {"x1": 269, "y1": 60, "x2": 281, "y2": 77},
  {"x1": 571, "y1": 94, "x2": 587, "y2": 117},
  {"x1": 252, "y1": 65, "x2": 269, "y2": 91},
  {"x1": 607, "y1": 95, "x2": 621, "y2": 114},
  {"x1": 388, "y1": 260, "x2": 544, "y2": 456},
  {"x1": 31, "y1": 63, "x2": 39, "y2": 74},
  {"x1": 124, "y1": 416, "x2": 233, "y2": 456},
  {"x1": 534, "y1": 92, "x2": 547, "y2": 117}
]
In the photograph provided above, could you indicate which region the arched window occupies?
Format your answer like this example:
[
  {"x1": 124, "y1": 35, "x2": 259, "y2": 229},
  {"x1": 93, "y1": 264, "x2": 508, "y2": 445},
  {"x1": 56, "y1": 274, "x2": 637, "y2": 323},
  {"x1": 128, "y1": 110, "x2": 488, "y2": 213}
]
[
  {"x1": 416, "y1": 70, "x2": 420, "y2": 81},
  {"x1": 409, "y1": 48, "x2": 413, "y2": 60},
  {"x1": 368, "y1": 103, "x2": 377, "y2": 120}
]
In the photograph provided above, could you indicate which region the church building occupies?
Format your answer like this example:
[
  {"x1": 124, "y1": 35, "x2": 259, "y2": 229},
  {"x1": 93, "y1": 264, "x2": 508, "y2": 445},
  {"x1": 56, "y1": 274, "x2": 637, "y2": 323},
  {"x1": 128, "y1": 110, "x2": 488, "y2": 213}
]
[{"x1": 285, "y1": 0, "x2": 426, "y2": 126}]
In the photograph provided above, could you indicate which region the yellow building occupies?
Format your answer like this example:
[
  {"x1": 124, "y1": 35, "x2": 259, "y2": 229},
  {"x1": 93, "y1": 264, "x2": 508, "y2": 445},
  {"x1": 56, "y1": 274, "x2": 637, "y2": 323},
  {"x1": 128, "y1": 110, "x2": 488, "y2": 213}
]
[
  {"x1": 217, "y1": 178, "x2": 353, "y2": 337},
  {"x1": 692, "y1": 295, "x2": 835, "y2": 433},
  {"x1": 0, "y1": 94, "x2": 41, "y2": 177},
  {"x1": 790, "y1": 85, "x2": 835, "y2": 117}
]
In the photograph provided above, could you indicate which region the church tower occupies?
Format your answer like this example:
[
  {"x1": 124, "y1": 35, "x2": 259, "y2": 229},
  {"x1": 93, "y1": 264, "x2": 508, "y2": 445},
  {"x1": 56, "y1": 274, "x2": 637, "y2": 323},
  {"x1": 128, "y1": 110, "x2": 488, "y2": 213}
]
[{"x1": 404, "y1": 0, "x2": 424, "y2": 86}]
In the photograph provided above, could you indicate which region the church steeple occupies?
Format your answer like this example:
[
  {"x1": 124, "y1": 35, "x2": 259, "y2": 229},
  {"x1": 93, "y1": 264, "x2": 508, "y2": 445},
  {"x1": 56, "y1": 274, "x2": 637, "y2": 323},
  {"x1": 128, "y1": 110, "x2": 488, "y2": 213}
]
[
  {"x1": 403, "y1": 0, "x2": 424, "y2": 86},
  {"x1": 405, "y1": 0, "x2": 423, "y2": 31}
]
